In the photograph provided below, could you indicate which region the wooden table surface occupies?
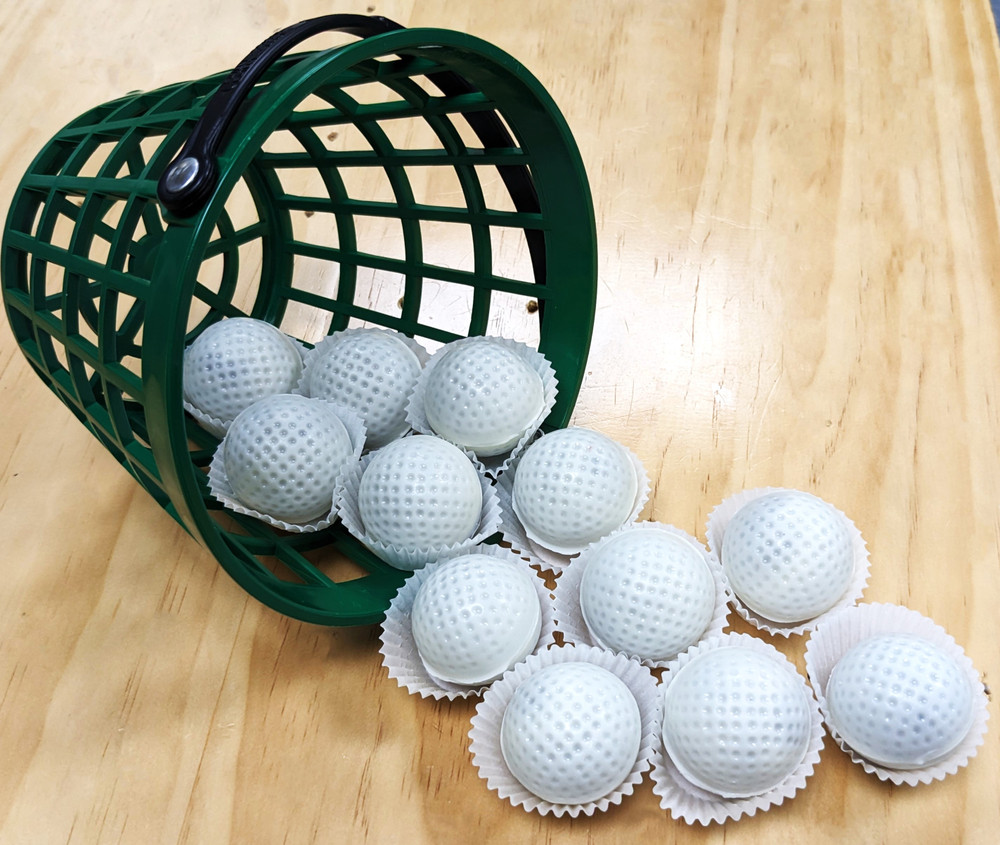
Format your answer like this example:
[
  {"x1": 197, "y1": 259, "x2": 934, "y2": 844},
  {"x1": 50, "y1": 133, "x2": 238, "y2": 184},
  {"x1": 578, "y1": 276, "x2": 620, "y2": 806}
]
[{"x1": 1, "y1": 1, "x2": 998, "y2": 843}]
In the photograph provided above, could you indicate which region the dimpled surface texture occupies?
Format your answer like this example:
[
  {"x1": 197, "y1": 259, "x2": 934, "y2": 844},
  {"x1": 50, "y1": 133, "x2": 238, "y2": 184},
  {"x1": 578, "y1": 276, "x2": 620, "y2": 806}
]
[
  {"x1": 223, "y1": 394, "x2": 353, "y2": 523},
  {"x1": 825, "y1": 634, "x2": 974, "y2": 769},
  {"x1": 662, "y1": 647, "x2": 812, "y2": 798},
  {"x1": 423, "y1": 338, "x2": 545, "y2": 456},
  {"x1": 305, "y1": 330, "x2": 421, "y2": 449},
  {"x1": 184, "y1": 317, "x2": 302, "y2": 423},
  {"x1": 580, "y1": 528, "x2": 715, "y2": 662},
  {"x1": 512, "y1": 428, "x2": 638, "y2": 553},
  {"x1": 411, "y1": 554, "x2": 542, "y2": 685},
  {"x1": 500, "y1": 662, "x2": 642, "y2": 805},
  {"x1": 359, "y1": 435, "x2": 483, "y2": 548},
  {"x1": 722, "y1": 491, "x2": 854, "y2": 623}
]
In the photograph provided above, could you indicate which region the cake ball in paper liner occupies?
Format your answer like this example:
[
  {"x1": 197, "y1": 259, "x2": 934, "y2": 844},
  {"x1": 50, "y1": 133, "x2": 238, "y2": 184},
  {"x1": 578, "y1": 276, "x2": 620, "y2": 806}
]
[
  {"x1": 553, "y1": 522, "x2": 728, "y2": 667},
  {"x1": 803, "y1": 602, "x2": 989, "y2": 786},
  {"x1": 379, "y1": 545, "x2": 556, "y2": 700},
  {"x1": 406, "y1": 336, "x2": 558, "y2": 476},
  {"x1": 497, "y1": 429, "x2": 650, "y2": 572},
  {"x1": 336, "y1": 434, "x2": 502, "y2": 571},
  {"x1": 469, "y1": 643, "x2": 659, "y2": 817},
  {"x1": 299, "y1": 328, "x2": 428, "y2": 450},
  {"x1": 208, "y1": 394, "x2": 365, "y2": 532},
  {"x1": 183, "y1": 317, "x2": 306, "y2": 438},
  {"x1": 706, "y1": 487, "x2": 870, "y2": 636},
  {"x1": 651, "y1": 632, "x2": 824, "y2": 825}
]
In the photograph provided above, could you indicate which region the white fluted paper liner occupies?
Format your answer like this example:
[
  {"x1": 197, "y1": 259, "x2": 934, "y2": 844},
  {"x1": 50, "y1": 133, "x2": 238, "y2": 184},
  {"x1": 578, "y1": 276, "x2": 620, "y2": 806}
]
[
  {"x1": 803, "y1": 602, "x2": 989, "y2": 786},
  {"x1": 184, "y1": 336, "x2": 310, "y2": 439},
  {"x1": 335, "y1": 446, "x2": 503, "y2": 571},
  {"x1": 469, "y1": 643, "x2": 660, "y2": 817},
  {"x1": 405, "y1": 336, "x2": 558, "y2": 479},
  {"x1": 650, "y1": 632, "x2": 825, "y2": 825},
  {"x1": 553, "y1": 522, "x2": 729, "y2": 668},
  {"x1": 207, "y1": 398, "x2": 366, "y2": 533},
  {"x1": 705, "y1": 487, "x2": 870, "y2": 637},
  {"x1": 496, "y1": 445, "x2": 650, "y2": 573},
  {"x1": 379, "y1": 544, "x2": 557, "y2": 700}
]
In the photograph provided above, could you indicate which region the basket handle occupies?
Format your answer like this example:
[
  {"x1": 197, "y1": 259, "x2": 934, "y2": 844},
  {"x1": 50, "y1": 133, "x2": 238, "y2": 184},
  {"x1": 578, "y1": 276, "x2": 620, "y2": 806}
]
[{"x1": 157, "y1": 14, "x2": 404, "y2": 217}]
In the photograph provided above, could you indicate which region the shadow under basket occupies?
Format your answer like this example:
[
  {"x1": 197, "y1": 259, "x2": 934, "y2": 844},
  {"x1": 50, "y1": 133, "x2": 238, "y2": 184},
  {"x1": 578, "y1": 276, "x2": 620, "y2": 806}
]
[{"x1": 0, "y1": 15, "x2": 597, "y2": 625}]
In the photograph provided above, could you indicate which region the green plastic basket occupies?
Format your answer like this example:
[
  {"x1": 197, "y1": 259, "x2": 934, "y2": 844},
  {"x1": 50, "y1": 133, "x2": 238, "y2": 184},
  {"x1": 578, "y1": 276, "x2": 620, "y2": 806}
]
[{"x1": 1, "y1": 15, "x2": 597, "y2": 626}]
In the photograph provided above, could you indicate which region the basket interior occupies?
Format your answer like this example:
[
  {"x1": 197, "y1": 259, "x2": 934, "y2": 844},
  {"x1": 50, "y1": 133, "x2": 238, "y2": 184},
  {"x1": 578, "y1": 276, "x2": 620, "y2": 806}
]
[{"x1": 2, "y1": 42, "x2": 595, "y2": 624}]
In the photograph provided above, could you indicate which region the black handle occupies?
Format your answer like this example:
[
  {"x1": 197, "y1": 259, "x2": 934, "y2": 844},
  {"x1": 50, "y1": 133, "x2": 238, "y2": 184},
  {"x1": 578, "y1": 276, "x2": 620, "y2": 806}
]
[{"x1": 157, "y1": 14, "x2": 404, "y2": 217}]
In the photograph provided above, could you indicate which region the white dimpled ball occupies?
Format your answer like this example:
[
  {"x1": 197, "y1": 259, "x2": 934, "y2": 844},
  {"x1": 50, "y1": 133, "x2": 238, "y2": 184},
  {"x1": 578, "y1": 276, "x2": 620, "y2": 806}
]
[
  {"x1": 722, "y1": 491, "x2": 854, "y2": 623},
  {"x1": 359, "y1": 435, "x2": 483, "y2": 549},
  {"x1": 223, "y1": 394, "x2": 354, "y2": 523},
  {"x1": 423, "y1": 338, "x2": 545, "y2": 456},
  {"x1": 512, "y1": 428, "x2": 638, "y2": 554},
  {"x1": 500, "y1": 662, "x2": 642, "y2": 805},
  {"x1": 661, "y1": 646, "x2": 813, "y2": 798},
  {"x1": 580, "y1": 526, "x2": 716, "y2": 662},
  {"x1": 304, "y1": 330, "x2": 421, "y2": 449},
  {"x1": 825, "y1": 634, "x2": 975, "y2": 769},
  {"x1": 411, "y1": 555, "x2": 542, "y2": 685},
  {"x1": 184, "y1": 317, "x2": 302, "y2": 423}
]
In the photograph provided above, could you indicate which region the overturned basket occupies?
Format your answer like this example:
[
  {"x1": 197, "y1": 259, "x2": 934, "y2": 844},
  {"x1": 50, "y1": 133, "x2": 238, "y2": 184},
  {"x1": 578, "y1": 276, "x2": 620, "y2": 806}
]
[{"x1": 1, "y1": 14, "x2": 597, "y2": 625}]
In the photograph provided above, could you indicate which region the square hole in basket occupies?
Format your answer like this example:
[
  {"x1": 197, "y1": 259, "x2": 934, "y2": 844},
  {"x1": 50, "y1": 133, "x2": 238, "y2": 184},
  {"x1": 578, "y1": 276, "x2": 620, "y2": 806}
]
[
  {"x1": 341, "y1": 80, "x2": 406, "y2": 107},
  {"x1": 353, "y1": 215, "x2": 407, "y2": 263},
  {"x1": 405, "y1": 165, "x2": 467, "y2": 209},
  {"x1": 221, "y1": 176, "x2": 262, "y2": 234},
  {"x1": 290, "y1": 209, "x2": 340, "y2": 250},
  {"x1": 320, "y1": 121, "x2": 375, "y2": 154},
  {"x1": 353, "y1": 268, "x2": 407, "y2": 323},
  {"x1": 339, "y1": 165, "x2": 399, "y2": 205},
  {"x1": 298, "y1": 545, "x2": 369, "y2": 583},
  {"x1": 277, "y1": 300, "x2": 334, "y2": 345},
  {"x1": 46, "y1": 202, "x2": 78, "y2": 253},
  {"x1": 416, "y1": 278, "x2": 474, "y2": 340},
  {"x1": 73, "y1": 138, "x2": 125, "y2": 179},
  {"x1": 484, "y1": 290, "x2": 542, "y2": 347},
  {"x1": 475, "y1": 165, "x2": 522, "y2": 213},
  {"x1": 228, "y1": 239, "x2": 266, "y2": 317},
  {"x1": 378, "y1": 114, "x2": 449, "y2": 152},
  {"x1": 490, "y1": 226, "x2": 537, "y2": 285},
  {"x1": 419, "y1": 219, "x2": 477, "y2": 275}
]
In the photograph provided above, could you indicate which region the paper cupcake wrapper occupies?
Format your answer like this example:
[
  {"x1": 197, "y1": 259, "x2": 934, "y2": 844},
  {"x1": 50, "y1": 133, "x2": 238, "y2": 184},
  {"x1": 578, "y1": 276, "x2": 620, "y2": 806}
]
[
  {"x1": 296, "y1": 328, "x2": 430, "y2": 449},
  {"x1": 705, "y1": 487, "x2": 870, "y2": 637},
  {"x1": 379, "y1": 544, "x2": 557, "y2": 700},
  {"x1": 184, "y1": 336, "x2": 310, "y2": 438},
  {"x1": 335, "y1": 442, "x2": 503, "y2": 571},
  {"x1": 650, "y1": 632, "x2": 825, "y2": 825},
  {"x1": 469, "y1": 643, "x2": 660, "y2": 818},
  {"x1": 553, "y1": 522, "x2": 729, "y2": 668},
  {"x1": 405, "y1": 336, "x2": 559, "y2": 479},
  {"x1": 803, "y1": 602, "x2": 990, "y2": 786},
  {"x1": 496, "y1": 440, "x2": 650, "y2": 573},
  {"x1": 207, "y1": 398, "x2": 367, "y2": 533}
]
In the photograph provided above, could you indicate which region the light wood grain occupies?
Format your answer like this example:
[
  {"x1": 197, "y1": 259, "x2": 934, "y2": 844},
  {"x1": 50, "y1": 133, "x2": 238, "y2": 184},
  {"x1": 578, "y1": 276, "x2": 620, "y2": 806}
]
[{"x1": 1, "y1": 1, "x2": 998, "y2": 843}]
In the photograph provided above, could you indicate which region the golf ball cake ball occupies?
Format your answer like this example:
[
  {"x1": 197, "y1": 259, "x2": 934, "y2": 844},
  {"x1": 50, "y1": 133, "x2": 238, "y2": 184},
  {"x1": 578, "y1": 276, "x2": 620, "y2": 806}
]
[
  {"x1": 500, "y1": 662, "x2": 642, "y2": 805},
  {"x1": 304, "y1": 329, "x2": 422, "y2": 449},
  {"x1": 661, "y1": 646, "x2": 813, "y2": 798},
  {"x1": 223, "y1": 394, "x2": 354, "y2": 523},
  {"x1": 359, "y1": 435, "x2": 483, "y2": 549},
  {"x1": 824, "y1": 634, "x2": 975, "y2": 769},
  {"x1": 579, "y1": 526, "x2": 716, "y2": 662},
  {"x1": 722, "y1": 490, "x2": 854, "y2": 623},
  {"x1": 410, "y1": 554, "x2": 542, "y2": 686},
  {"x1": 512, "y1": 428, "x2": 639, "y2": 554},
  {"x1": 423, "y1": 338, "x2": 545, "y2": 457},
  {"x1": 184, "y1": 317, "x2": 303, "y2": 424}
]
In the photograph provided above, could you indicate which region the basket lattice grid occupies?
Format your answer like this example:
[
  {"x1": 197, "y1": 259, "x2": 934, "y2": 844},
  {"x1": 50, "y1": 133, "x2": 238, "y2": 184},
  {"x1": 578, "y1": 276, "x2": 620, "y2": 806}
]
[{"x1": 2, "y1": 21, "x2": 597, "y2": 625}]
